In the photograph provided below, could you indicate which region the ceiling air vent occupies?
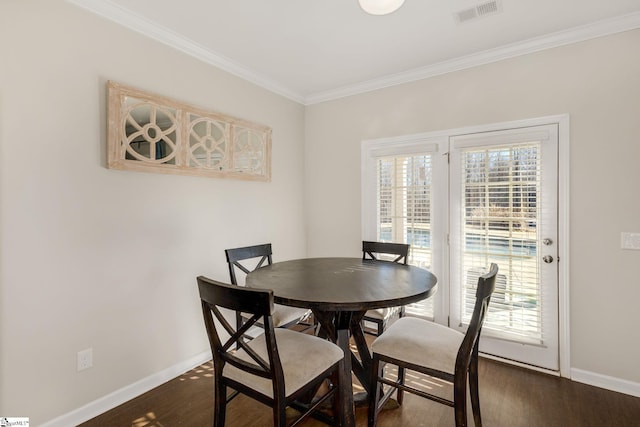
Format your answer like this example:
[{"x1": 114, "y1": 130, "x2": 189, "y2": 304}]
[{"x1": 455, "y1": 0, "x2": 502, "y2": 24}]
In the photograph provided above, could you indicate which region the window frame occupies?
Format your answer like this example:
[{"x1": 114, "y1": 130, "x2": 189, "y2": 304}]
[{"x1": 361, "y1": 135, "x2": 449, "y2": 322}]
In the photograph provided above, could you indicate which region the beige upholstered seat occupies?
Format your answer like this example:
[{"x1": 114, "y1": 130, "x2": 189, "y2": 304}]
[
  {"x1": 368, "y1": 263, "x2": 499, "y2": 427},
  {"x1": 372, "y1": 316, "x2": 464, "y2": 375},
  {"x1": 362, "y1": 306, "x2": 401, "y2": 323},
  {"x1": 224, "y1": 328, "x2": 343, "y2": 398},
  {"x1": 268, "y1": 303, "x2": 312, "y2": 329}
]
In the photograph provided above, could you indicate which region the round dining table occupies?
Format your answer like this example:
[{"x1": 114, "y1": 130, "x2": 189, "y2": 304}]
[{"x1": 246, "y1": 257, "x2": 438, "y2": 427}]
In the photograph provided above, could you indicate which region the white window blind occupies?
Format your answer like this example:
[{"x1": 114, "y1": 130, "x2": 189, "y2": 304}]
[
  {"x1": 377, "y1": 154, "x2": 434, "y2": 318},
  {"x1": 458, "y1": 143, "x2": 543, "y2": 344}
]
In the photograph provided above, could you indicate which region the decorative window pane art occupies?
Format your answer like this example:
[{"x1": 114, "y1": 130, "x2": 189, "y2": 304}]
[{"x1": 107, "y1": 81, "x2": 271, "y2": 181}]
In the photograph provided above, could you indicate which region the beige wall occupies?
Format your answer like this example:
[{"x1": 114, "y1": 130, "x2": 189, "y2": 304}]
[
  {"x1": 0, "y1": 1, "x2": 306, "y2": 424},
  {"x1": 305, "y1": 29, "x2": 640, "y2": 382}
]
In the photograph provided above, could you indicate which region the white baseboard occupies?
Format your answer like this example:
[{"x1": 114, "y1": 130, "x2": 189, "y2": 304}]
[
  {"x1": 40, "y1": 351, "x2": 212, "y2": 427},
  {"x1": 571, "y1": 368, "x2": 640, "y2": 398}
]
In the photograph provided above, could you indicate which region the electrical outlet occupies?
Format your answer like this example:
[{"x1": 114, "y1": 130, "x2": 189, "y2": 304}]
[{"x1": 77, "y1": 348, "x2": 93, "y2": 371}]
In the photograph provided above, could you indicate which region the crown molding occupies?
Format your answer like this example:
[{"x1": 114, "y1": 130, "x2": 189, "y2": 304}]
[
  {"x1": 305, "y1": 11, "x2": 640, "y2": 104},
  {"x1": 66, "y1": 0, "x2": 306, "y2": 104},
  {"x1": 67, "y1": 0, "x2": 639, "y2": 106}
]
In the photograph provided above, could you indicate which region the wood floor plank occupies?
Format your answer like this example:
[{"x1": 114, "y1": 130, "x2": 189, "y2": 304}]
[{"x1": 79, "y1": 357, "x2": 640, "y2": 427}]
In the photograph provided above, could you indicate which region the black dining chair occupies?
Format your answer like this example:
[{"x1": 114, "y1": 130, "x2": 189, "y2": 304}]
[
  {"x1": 361, "y1": 240, "x2": 411, "y2": 336},
  {"x1": 225, "y1": 243, "x2": 316, "y2": 341},
  {"x1": 197, "y1": 276, "x2": 345, "y2": 427},
  {"x1": 368, "y1": 263, "x2": 499, "y2": 427}
]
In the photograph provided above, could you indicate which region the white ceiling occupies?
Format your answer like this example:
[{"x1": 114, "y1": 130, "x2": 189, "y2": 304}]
[{"x1": 69, "y1": 0, "x2": 640, "y2": 104}]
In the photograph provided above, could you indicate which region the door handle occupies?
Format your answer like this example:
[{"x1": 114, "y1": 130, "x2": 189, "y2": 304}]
[{"x1": 542, "y1": 255, "x2": 554, "y2": 264}]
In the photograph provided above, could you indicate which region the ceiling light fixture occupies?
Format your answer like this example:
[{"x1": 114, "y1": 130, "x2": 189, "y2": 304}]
[{"x1": 359, "y1": 0, "x2": 405, "y2": 15}]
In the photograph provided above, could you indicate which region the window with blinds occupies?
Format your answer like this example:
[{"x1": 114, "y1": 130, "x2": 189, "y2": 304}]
[
  {"x1": 377, "y1": 154, "x2": 434, "y2": 319},
  {"x1": 458, "y1": 143, "x2": 543, "y2": 344}
]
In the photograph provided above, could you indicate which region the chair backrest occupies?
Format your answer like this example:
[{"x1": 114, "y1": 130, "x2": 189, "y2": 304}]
[
  {"x1": 197, "y1": 276, "x2": 283, "y2": 384},
  {"x1": 225, "y1": 243, "x2": 273, "y2": 286},
  {"x1": 362, "y1": 241, "x2": 410, "y2": 265},
  {"x1": 455, "y1": 263, "x2": 499, "y2": 372}
]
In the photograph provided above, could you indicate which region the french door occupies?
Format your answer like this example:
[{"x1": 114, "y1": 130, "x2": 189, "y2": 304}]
[
  {"x1": 362, "y1": 121, "x2": 561, "y2": 371},
  {"x1": 449, "y1": 125, "x2": 559, "y2": 370}
]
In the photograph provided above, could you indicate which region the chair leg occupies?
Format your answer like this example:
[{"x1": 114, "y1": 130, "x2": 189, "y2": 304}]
[
  {"x1": 396, "y1": 366, "x2": 405, "y2": 405},
  {"x1": 274, "y1": 400, "x2": 287, "y2": 427},
  {"x1": 377, "y1": 319, "x2": 384, "y2": 336},
  {"x1": 213, "y1": 381, "x2": 226, "y2": 427},
  {"x1": 235, "y1": 313, "x2": 243, "y2": 349},
  {"x1": 333, "y1": 360, "x2": 345, "y2": 427},
  {"x1": 368, "y1": 357, "x2": 383, "y2": 427},
  {"x1": 469, "y1": 355, "x2": 482, "y2": 427},
  {"x1": 453, "y1": 372, "x2": 468, "y2": 427}
]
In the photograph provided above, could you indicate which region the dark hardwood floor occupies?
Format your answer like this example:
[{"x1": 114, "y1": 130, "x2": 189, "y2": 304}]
[{"x1": 79, "y1": 354, "x2": 640, "y2": 427}]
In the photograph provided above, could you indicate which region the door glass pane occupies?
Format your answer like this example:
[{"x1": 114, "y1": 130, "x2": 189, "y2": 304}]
[
  {"x1": 377, "y1": 154, "x2": 434, "y2": 318},
  {"x1": 459, "y1": 143, "x2": 543, "y2": 344}
]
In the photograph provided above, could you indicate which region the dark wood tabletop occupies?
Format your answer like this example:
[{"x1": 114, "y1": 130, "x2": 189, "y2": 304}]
[
  {"x1": 245, "y1": 257, "x2": 437, "y2": 311},
  {"x1": 246, "y1": 257, "x2": 438, "y2": 427}
]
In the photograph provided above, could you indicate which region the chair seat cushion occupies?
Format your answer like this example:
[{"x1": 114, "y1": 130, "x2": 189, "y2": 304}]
[
  {"x1": 241, "y1": 304, "x2": 310, "y2": 328},
  {"x1": 223, "y1": 328, "x2": 343, "y2": 398},
  {"x1": 371, "y1": 316, "x2": 464, "y2": 374},
  {"x1": 272, "y1": 304, "x2": 311, "y2": 328},
  {"x1": 364, "y1": 306, "x2": 401, "y2": 320}
]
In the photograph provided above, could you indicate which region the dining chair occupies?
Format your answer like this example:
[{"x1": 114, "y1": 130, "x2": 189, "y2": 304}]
[
  {"x1": 361, "y1": 240, "x2": 411, "y2": 336},
  {"x1": 368, "y1": 263, "x2": 499, "y2": 427},
  {"x1": 225, "y1": 243, "x2": 315, "y2": 340},
  {"x1": 197, "y1": 276, "x2": 345, "y2": 427}
]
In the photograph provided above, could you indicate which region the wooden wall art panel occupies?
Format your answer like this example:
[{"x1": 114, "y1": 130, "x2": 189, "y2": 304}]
[{"x1": 107, "y1": 81, "x2": 271, "y2": 181}]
